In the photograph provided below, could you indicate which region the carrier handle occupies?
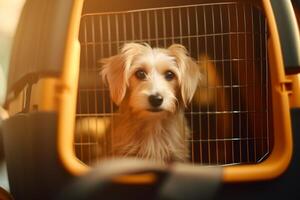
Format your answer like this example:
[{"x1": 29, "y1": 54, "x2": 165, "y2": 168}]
[
  {"x1": 57, "y1": 159, "x2": 221, "y2": 200},
  {"x1": 270, "y1": 0, "x2": 300, "y2": 74}
]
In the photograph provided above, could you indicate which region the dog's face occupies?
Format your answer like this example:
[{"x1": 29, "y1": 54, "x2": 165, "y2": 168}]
[{"x1": 101, "y1": 43, "x2": 200, "y2": 117}]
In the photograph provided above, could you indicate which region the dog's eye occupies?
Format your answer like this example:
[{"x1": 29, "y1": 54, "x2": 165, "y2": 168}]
[
  {"x1": 165, "y1": 71, "x2": 175, "y2": 81},
  {"x1": 135, "y1": 69, "x2": 147, "y2": 80}
]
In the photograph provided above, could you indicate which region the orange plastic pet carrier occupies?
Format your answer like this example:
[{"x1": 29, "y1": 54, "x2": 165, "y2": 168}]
[{"x1": 1, "y1": 0, "x2": 299, "y2": 199}]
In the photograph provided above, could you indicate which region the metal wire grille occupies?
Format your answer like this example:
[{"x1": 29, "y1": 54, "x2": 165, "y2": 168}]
[{"x1": 75, "y1": 2, "x2": 271, "y2": 166}]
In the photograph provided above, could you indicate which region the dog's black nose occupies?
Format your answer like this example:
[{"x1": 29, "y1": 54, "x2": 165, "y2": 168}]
[{"x1": 149, "y1": 94, "x2": 163, "y2": 107}]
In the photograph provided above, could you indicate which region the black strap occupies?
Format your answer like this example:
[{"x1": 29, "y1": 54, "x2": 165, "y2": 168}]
[
  {"x1": 158, "y1": 164, "x2": 221, "y2": 200},
  {"x1": 57, "y1": 159, "x2": 221, "y2": 200}
]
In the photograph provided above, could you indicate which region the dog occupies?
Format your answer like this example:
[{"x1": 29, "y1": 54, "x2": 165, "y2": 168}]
[{"x1": 101, "y1": 43, "x2": 200, "y2": 164}]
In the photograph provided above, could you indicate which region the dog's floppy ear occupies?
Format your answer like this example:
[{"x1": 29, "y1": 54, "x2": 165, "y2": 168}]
[
  {"x1": 101, "y1": 43, "x2": 147, "y2": 105},
  {"x1": 168, "y1": 44, "x2": 200, "y2": 107},
  {"x1": 101, "y1": 55, "x2": 127, "y2": 105}
]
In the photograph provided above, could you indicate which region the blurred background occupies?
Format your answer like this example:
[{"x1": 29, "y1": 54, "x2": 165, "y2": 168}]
[
  {"x1": 0, "y1": 0, "x2": 25, "y2": 105},
  {"x1": 0, "y1": 0, "x2": 26, "y2": 191}
]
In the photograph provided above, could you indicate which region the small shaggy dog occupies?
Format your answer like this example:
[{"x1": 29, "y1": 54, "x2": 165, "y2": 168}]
[{"x1": 101, "y1": 43, "x2": 200, "y2": 164}]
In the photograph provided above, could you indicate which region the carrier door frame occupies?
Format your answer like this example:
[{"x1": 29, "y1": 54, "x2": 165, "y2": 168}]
[{"x1": 38, "y1": 0, "x2": 296, "y2": 182}]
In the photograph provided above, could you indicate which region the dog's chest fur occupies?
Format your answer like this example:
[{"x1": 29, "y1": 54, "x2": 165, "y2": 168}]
[{"x1": 110, "y1": 110, "x2": 190, "y2": 163}]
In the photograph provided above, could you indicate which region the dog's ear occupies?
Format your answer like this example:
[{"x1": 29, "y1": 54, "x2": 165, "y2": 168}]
[
  {"x1": 101, "y1": 55, "x2": 127, "y2": 105},
  {"x1": 168, "y1": 44, "x2": 200, "y2": 107},
  {"x1": 101, "y1": 43, "x2": 148, "y2": 105}
]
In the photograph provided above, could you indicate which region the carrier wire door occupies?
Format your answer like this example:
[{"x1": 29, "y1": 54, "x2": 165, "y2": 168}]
[{"x1": 75, "y1": 2, "x2": 272, "y2": 166}]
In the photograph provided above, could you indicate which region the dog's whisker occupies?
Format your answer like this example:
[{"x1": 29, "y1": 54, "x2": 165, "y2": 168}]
[{"x1": 174, "y1": 96, "x2": 180, "y2": 108}]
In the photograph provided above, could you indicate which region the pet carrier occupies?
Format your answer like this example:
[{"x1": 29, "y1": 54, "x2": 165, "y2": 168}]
[{"x1": 1, "y1": 0, "x2": 300, "y2": 199}]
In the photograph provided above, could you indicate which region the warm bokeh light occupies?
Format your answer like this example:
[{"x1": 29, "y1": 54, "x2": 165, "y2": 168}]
[
  {"x1": 0, "y1": 0, "x2": 25, "y2": 105},
  {"x1": 0, "y1": 0, "x2": 25, "y2": 35}
]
